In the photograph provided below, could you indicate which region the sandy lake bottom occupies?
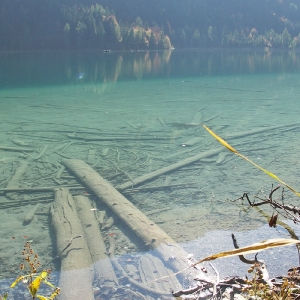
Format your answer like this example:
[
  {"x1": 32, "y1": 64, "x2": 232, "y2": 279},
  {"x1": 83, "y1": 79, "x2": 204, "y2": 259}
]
[{"x1": 1, "y1": 51, "x2": 300, "y2": 299}]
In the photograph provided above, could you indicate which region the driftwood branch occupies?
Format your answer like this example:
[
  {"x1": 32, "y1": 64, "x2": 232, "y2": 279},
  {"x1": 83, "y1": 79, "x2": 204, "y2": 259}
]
[
  {"x1": 235, "y1": 186, "x2": 300, "y2": 225},
  {"x1": 231, "y1": 234, "x2": 257, "y2": 265}
]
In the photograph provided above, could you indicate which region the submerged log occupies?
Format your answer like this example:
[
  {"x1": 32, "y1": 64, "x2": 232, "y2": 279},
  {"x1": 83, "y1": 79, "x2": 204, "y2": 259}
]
[
  {"x1": 73, "y1": 195, "x2": 118, "y2": 289},
  {"x1": 0, "y1": 186, "x2": 83, "y2": 193},
  {"x1": 62, "y1": 159, "x2": 205, "y2": 283},
  {"x1": 0, "y1": 146, "x2": 35, "y2": 152},
  {"x1": 118, "y1": 123, "x2": 300, "y2": 191},
  {"x1": 117, "y1": 147, "x2": 223, "y2": 190},
  {"x1": 23, "y1": 203, "x2": 40, "y2": 225},
  {"x1": 107, "y1": 236, "x2": 173, "y2": 296},
  {"x1": 6, "y1": 160, "x2": 29, "y2": 199},
  {"x1": 181, "y1": 136, "x2": 202, "y2": 146},
  {"x1": 225, "y1": 122, "x2": 300, "y2": 140},
  {"x1": 216, "y1": 151, "x2": 229, "y2": 165},
  {"x1": 51, "y1": 188, "x2": 94, "y2": 300},
  {"x1": 139, "y1": 253, "x2": 182, "y2": 293},
  {"x1": 164, "y1": 145, "x2": 202, "y2": 160},
  {"x1": 189, "y1": 108, "x2": 204, "y2": 125},
  {"x1": 158, "y1": 116, "x2": 167, "y2": 127},
  {"x1": 67, "y1": 134, "x2": 173, "y2": 141}
]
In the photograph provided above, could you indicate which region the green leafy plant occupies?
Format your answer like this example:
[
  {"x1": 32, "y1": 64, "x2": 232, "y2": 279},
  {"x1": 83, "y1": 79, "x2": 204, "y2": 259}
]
[
  {"x1": 243, "y1": 264, "x2": 300, "y2": 300},
  {"x1": 0, "y1": 293, "x2": 8, "y2": 300},
  {"x1": 10, "y1": 242, "x2": 60, "y2": 300}
]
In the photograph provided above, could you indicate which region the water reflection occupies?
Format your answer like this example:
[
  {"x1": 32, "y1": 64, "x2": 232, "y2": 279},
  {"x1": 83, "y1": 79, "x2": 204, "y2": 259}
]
[{"x1": 1, "y1": 49, "x2": 300, "y2": 89}]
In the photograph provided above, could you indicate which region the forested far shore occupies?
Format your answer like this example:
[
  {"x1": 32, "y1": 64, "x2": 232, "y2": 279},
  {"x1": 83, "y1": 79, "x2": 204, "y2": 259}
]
[{"x1": 1, "y1": 0, "x2": 300, "y2": 51}]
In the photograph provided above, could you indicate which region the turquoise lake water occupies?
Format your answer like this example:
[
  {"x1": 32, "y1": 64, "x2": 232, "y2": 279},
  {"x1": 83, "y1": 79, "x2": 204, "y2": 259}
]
[{"x1": 1, "y1": 49, "x2": 300, "y2": 299}]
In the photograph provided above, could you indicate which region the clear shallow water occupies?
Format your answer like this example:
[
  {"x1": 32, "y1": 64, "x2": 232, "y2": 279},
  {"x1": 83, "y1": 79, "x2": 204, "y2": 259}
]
[{"x1": 1, "y1": 49, "x2": 300, "y2": 299}]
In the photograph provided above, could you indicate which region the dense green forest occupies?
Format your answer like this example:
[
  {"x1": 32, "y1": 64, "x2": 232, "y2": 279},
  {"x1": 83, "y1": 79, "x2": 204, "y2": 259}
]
[{"x1": 1, "y1": 0, "x2": 300, "y2": 51}]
